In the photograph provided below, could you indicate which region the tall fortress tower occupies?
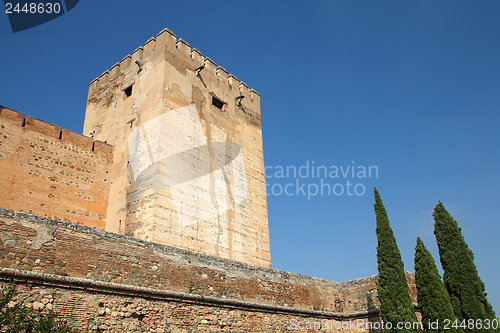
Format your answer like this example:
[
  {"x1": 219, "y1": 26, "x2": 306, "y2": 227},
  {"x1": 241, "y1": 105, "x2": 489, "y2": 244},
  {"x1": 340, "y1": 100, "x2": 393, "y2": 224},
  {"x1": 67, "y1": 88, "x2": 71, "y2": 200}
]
[{"x1": 83, "y1": 28, "x2": 270, "y2": 267}]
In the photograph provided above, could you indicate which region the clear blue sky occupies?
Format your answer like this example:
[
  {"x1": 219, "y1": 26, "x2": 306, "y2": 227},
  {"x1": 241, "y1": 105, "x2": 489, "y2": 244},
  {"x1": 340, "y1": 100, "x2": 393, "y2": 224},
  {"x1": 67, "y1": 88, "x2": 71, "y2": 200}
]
[{"x1": 1, "y1": 1, "x2": 499, "y2": 312}]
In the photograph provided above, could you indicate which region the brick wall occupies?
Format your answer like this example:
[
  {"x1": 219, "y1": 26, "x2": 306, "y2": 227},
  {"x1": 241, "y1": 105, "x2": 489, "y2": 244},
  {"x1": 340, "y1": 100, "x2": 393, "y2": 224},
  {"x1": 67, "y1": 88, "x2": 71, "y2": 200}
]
[{"x1": 0, "y1": 106, "x2": 113, "y2": 229}]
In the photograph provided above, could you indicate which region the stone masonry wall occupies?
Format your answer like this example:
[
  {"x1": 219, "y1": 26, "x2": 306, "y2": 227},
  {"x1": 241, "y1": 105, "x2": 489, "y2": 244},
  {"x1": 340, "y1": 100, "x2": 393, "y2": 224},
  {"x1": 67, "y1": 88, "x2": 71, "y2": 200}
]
[
  {"x1": 0, "y1": 106, "x2": 113, "y2": 230},
  {"x1": 0, "y1": 209, "x2": 415, "y2": 332},
  {"x1": 0, "y1": 273, "x2": 382, "y2": 333},
  {"x1": 0, "y1": 209, "x2": 418, "y2": 332},
  {"x1": 0, "y1": 208, "x2": 417, "y2": 308}
]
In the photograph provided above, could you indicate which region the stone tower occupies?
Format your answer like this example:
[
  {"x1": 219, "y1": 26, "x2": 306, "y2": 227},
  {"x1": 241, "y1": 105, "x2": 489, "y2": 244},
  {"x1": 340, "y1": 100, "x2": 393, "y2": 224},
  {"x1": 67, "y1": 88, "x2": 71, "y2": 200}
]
[{"x1": 83, "y1": 28, "x2": 270, "y2": 267}]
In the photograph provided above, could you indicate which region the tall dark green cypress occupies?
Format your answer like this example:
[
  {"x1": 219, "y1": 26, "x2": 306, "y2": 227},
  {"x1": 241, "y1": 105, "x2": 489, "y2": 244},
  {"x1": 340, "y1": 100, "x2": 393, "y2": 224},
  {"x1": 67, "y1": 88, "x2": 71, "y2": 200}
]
[
  {"x1": 414, "y1": 237, "x2": 458, "y2": 332},
  {"x1": 433, "y1": 202, "x2": 497, "y2": 332},
  {"x1": 374, "y1": 188, "x2": 418, "y2": 332}
]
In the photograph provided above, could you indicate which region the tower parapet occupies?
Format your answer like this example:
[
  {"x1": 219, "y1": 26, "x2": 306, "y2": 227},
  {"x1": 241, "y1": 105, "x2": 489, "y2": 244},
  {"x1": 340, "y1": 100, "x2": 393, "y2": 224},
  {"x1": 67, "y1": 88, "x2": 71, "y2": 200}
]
[{"x1": 83, "y1": 27, "x2": 270, "y2": 267}]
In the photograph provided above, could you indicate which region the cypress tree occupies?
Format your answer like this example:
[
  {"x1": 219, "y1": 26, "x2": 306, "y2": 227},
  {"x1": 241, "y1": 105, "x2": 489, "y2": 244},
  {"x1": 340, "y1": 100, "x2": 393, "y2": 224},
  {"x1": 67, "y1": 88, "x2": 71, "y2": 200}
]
[
  {"x1": 433, "y1": 202, "x2": 498, "y2": 332},
  {"x1": 414, "y1": 236, "x2": 458, "y2": 332},
  {"x1": 374, "y1": 188, "x2": 418, "y2": 332}
]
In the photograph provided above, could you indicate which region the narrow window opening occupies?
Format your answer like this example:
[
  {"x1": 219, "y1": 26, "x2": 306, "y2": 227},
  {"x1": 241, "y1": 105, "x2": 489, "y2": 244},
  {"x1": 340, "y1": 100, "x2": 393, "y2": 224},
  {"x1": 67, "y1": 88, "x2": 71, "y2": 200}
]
[
  {"x1": 123, "y1": 85, "x2": 133, "y2": 98},
  {"x1": 58, "y1": 131, "x2": 62, "y2": 140},
  {"x1": 212, "y1": 96, "x2": 224, "y2": 110},
  {"x1": 21, "y1": 118, "x2": 26, "y2": 127}
]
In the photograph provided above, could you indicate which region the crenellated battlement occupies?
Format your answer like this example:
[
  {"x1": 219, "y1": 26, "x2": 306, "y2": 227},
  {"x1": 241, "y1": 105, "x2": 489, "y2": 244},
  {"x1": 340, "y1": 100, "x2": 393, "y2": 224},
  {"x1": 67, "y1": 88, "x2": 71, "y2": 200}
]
[
  {"x1": 0, "y1": 106, "x2": 112, "y2": 155},
  {"x1": 87, "y1": 27, "x2": 260, "y2": 105}
]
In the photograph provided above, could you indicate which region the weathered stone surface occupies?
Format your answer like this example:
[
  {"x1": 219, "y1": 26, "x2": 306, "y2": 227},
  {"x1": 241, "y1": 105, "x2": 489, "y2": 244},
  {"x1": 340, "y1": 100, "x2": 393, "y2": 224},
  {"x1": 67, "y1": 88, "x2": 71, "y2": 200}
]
[
  {"x1": 83, "y1": 28, "x2": 270, "y2": 267},
  {"x1": 32, "y1": 301, "x2": 44, "y2": 311},
  {"x1": 4, "y1": 239, "x2": 16, "y2": 247}
]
